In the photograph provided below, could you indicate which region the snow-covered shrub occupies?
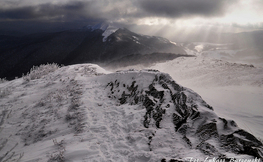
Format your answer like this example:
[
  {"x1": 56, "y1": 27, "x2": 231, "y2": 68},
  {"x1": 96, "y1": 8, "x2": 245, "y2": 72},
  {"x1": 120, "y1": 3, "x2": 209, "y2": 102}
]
[
  {"x1": 23, "y1": 63, "x2": 60, "y2": 81},
  {"x1": 0, "y1": 87, "x2": 12, "y2": 98},
  {"x1": 0, "y1": 78, "x2": 7, "y2": 83},
  {"x1": 48, "y1": 139, "x2": 66, "y2": 162},
  {"x1": 48, "y1": 149, "x2": 65, "y2": 162},
  {"x1": 65, "y1": 112, "x2": 78, "y2": 121},
  {"x1": 52, "y1": 139, "x2": 65, "y2": 149}
]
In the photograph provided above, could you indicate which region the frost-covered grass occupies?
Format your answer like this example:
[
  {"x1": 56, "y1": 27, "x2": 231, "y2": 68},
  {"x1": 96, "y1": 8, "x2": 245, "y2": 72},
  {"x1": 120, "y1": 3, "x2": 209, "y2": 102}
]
[
  {"x1": 0, "y1": 110, "x2": 24, "y2": 162},
  {"x1": 0, "y1": 140, "x2": 24, "y2": 162},
  {"x1": 0, "y1": 64, "x2": 111, "y2": 161},
  {"x1": 23, "y1": 63, "x2": 60, "y2": 82}
]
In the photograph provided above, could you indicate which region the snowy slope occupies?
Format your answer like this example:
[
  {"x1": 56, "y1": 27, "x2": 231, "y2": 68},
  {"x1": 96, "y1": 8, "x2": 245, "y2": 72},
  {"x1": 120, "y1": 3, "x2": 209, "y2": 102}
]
[
  {"x1": 92, "y1": 22, "x2": 119, "y2": 42},
  {"x1": 0, "y1": 63, "x2": 262, "y2": 162}
]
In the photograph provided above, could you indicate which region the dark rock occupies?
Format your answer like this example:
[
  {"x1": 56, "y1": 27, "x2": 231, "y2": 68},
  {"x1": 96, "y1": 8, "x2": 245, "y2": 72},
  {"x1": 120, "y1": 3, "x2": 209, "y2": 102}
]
[
  {"x1": 169, "y1": 159, "x2": 184, "y2": 162},
  {"x1": 182, "y1": 135, "x2": 192, "y2": 148},
  {"x1": 220, "y1": 129, "x2": 263, "y2": 158},
  {"x1": 196, "y1": 122, "x2": 219, "y2": 141},
  {"x1": 196, "y1": 142, "x2": 219, "y2": 156}
]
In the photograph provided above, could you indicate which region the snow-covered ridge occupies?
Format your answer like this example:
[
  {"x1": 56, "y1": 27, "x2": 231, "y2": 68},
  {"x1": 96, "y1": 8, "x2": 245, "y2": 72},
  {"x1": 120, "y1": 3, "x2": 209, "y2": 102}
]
[
  {"x1": 113, "y1": 56, "x2": 263, "y2": 138},
  {"x1": 92, "y1": 22, "x2": 119, "y2": 42},
  {"x1": 0, "y1": 64, "x2": 262, "y2": 161}
]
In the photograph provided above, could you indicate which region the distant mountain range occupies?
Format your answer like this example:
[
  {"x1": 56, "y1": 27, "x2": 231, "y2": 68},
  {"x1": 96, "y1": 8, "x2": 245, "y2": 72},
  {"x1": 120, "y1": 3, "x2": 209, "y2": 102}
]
[{"x1": 0, "y1": 23, "x2": 186, "y2": 80}]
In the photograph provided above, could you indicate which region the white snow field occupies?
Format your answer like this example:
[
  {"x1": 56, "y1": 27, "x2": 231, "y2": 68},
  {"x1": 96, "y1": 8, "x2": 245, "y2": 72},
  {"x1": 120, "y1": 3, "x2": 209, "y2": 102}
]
[
  {"x1": 0, "y1": 63, "x2": 262, "y2": 161},
  {"x1": 186, "y1": 42, "x2": 263, "y2": 68}
]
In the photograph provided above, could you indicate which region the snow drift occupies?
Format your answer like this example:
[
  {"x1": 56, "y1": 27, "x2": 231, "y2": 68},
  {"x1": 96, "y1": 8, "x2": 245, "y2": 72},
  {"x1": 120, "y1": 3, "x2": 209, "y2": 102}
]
[{"x1": 0, "y1": 64, "x2": 262, "y2": 162}]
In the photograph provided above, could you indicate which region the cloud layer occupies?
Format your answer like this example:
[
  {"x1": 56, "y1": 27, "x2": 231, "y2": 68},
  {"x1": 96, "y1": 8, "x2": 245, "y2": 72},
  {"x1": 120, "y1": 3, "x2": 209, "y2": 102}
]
[
  {"x1": 0, "y1": 0, "x2": 233, "y2": 22},
  {"x1": 0, "y1": 1, "x2": 108, "y2": 21},
  {"x1": 136, "y1": 0, "x2": 228, "y2": 18},
  {"x1": 0, "y1": 0, "x2": 262, "y2": 35}
]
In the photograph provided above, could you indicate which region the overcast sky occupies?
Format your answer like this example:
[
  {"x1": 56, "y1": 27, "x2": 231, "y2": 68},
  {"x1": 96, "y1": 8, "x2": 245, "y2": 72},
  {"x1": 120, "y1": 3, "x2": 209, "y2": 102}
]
[{"x1": 1, "y1": 0, "x2": 263, "y2": 41}]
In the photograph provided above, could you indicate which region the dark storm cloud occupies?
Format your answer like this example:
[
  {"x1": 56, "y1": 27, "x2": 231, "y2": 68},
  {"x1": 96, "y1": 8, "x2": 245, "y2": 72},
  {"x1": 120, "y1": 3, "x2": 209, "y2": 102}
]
[
  {"x1": 135, "y1": 0, "x2": 230, "y2": 18},
  {"x1": 0, "y1": 0, "x2": 246, "y2": 35},
  {"x1": 0, "y1": 0, "x2": 235, "y2": 22},
  {"x1": 0, "y1": 1, "x2": 108, "y2": 21},
  {"x1": 0, "y1": 0, "x2": 130, "y2": 34}
]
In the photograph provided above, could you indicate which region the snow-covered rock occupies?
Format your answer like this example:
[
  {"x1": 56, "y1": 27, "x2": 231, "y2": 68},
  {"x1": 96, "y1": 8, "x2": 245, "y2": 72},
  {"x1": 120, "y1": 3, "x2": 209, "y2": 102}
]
[
  {"x1": 0, "y1": 64, "x2": 262, "y2": 161},
  {"x1": 110, "y1": 55, "x2": 263, "y2": 140}
]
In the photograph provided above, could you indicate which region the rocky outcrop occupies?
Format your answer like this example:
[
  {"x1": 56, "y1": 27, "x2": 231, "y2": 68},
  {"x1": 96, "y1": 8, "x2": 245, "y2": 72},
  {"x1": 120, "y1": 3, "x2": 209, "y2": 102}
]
[{"x1": 106, "y1": 69, "x2": 263, "y2": 160}]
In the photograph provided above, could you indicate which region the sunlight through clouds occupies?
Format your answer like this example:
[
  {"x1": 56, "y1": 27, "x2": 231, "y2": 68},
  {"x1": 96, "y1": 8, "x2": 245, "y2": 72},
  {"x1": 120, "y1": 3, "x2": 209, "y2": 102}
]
[
  {"x1": 131, "y1": 0, "x2": 263, "y2": 36},
  {"x1": 0, "y1": 0, "x2": 263, "y2": 40}
]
